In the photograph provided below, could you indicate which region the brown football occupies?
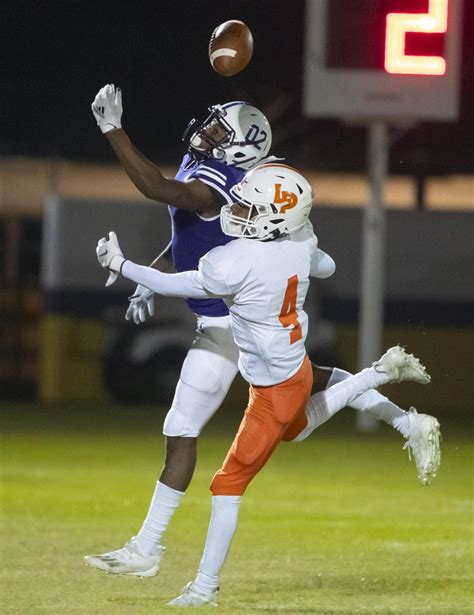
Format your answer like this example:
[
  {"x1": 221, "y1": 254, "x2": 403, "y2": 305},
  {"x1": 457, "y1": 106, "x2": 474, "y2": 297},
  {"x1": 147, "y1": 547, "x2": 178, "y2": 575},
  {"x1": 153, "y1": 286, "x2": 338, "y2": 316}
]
[{"x1": 209, "y1": 20, "x2": 253, "y2": 77}]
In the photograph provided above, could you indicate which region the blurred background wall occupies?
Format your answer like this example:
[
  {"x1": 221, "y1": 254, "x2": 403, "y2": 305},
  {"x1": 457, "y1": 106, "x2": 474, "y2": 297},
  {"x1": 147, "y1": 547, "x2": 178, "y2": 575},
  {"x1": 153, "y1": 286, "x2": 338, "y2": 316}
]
[{"x1": 1, "y1": 0, "x2": 473, "y2": 417}]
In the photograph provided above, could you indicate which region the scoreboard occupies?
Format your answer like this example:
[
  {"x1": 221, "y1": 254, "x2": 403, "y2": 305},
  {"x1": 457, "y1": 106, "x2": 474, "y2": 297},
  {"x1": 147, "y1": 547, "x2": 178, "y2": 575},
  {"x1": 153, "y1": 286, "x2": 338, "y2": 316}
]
[{"x1": 303, "y1": 0, "x2": 463, "y2": 121}]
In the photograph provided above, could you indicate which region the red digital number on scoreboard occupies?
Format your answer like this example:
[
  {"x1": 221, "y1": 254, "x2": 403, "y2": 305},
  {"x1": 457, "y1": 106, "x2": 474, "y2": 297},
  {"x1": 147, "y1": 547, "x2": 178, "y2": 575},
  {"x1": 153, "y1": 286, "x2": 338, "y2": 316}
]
[{"x1": 385, "y1": 0, "x2": 448, "y2": 75}]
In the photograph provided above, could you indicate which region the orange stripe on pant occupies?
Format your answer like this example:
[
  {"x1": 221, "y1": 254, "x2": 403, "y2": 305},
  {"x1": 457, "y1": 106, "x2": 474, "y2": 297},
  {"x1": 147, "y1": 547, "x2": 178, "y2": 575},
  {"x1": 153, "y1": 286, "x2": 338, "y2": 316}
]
[{"x1": 211, "y1": 355, "x2": 313, "y2": 496}]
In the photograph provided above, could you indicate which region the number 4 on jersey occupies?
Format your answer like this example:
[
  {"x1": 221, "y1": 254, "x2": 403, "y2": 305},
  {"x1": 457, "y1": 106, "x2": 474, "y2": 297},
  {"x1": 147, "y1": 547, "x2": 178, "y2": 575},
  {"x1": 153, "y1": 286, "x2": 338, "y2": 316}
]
[{"x1": 279, "y1": 275, "x2": 302, "y2": 344}]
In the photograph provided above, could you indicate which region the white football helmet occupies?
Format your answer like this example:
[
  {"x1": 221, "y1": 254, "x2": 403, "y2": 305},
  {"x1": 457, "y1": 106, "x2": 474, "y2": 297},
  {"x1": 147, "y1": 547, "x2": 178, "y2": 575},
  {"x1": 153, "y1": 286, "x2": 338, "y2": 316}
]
[
  {"x1": 182, "y1": 102, "x2": 271, "y2": 169},
  {"x1": 221, "y1": 164, "x2": 314, "y2": 241}
]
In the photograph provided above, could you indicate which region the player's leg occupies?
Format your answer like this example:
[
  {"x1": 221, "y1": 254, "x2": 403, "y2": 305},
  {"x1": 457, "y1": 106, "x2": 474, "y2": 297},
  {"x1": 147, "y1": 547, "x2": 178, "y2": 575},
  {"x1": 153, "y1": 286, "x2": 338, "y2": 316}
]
[
  {"x1": 168, "y1": 358, "x2": 313, "y2": 605},
  {"x1": 296, "y1": 360, "x2": 440, "y2": 484},
  {"x1": 84, "y1": 316, "x2": 239, "y2": 576},
  {"x1": 307, "y1": 364, "x2": 411, "y2": 432},
  {"x1": 135, "y1": 351, "x2": 239, "y2": 552},
  {"x1": 289, "y1": 345, "x2": 430, "y2": 443}
]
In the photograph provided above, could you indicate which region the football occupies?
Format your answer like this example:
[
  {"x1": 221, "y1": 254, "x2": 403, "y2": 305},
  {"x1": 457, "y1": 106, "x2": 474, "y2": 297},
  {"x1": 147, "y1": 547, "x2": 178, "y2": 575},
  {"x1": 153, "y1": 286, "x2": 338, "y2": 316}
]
[{"x1": 209, "y1": 20, "x2": 253, "y2": 77}]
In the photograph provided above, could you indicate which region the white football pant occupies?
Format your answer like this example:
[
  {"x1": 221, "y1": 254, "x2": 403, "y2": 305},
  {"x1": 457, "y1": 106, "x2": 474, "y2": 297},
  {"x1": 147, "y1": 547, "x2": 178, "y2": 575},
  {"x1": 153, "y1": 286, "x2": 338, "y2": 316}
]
[{"x1": 163, "y1": 315, "x2": 239, "y2": 437}]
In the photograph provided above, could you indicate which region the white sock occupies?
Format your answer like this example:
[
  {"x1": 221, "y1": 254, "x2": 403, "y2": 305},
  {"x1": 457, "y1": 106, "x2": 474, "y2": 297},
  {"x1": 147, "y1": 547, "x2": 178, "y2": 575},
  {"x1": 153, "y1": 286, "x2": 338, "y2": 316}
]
[
  {"x1": 293, "y1": 365, "x2": 391, "y2": 442},
  {"x1": 135, "y1": 481, "x2": 184, "y2": 555},
  {"x1": 328, "y1": 367, "x2": 410, "y2": 435},
  {"x1": 193, "y1": 495, "x2": 241, "y2": 593}
]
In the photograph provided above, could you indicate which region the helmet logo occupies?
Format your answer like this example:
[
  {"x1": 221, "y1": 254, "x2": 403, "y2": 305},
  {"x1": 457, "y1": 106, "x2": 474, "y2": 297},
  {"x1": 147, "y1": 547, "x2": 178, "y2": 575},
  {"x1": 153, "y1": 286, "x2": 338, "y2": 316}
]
[
  {"x1": 274, "y1": 183, "x2": 298, "y2": 213},
  {"x1": 245, "y1": 124, "x2": 267, "y2": 150}
]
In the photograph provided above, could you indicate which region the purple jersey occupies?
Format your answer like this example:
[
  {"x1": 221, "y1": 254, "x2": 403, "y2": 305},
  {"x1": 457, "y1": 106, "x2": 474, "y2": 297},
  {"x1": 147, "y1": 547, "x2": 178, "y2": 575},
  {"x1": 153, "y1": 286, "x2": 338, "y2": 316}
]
[{"x1": 169, "y1": 154, "x2": 245, "y2": 317}]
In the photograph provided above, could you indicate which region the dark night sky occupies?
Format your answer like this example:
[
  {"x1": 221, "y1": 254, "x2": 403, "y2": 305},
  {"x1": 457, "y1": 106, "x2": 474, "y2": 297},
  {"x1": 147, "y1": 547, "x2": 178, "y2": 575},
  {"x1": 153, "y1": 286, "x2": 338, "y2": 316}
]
[{"x1": 3, "y1": 0, "x2": 473, "y2": 174}]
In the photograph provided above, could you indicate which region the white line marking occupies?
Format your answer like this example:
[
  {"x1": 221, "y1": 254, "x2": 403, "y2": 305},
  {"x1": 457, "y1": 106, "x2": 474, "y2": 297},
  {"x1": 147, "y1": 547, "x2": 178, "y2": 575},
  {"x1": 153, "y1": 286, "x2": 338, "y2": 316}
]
[{"x1": 210, "y1": 48, "x2": 237, "y2": 62}]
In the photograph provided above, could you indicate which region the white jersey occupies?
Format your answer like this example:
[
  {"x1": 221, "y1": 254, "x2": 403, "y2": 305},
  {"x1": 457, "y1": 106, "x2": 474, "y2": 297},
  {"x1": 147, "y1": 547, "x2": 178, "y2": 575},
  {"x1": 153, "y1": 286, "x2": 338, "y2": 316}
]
[
  {"x1": 197, "y1": 224, "x2": 334, "y2": 386},
  {"x1": 121, "y1": 223, "x2": 335, "y2": 387}
]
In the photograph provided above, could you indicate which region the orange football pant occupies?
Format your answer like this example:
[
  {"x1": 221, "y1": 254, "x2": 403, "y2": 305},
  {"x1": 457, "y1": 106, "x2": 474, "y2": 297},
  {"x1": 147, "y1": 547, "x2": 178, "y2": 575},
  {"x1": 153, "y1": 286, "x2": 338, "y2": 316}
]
[{"x1": 210, "y1": 355, "x2": 313, "y2": 496}]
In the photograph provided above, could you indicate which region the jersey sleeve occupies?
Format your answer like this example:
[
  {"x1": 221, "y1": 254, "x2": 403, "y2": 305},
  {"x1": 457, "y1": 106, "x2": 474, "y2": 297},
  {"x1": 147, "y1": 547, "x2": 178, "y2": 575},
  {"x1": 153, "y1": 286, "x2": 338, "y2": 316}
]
[
  {"x1": 290, "y1": 221, "x2": 336, "y2": 279},
  {"x1": 189, "y1": 160, "x2": 244, "y2": 205}
]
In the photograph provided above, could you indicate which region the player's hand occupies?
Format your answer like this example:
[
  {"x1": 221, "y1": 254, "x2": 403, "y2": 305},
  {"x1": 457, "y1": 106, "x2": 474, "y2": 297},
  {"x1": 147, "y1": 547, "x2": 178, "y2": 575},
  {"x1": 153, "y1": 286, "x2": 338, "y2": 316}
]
[
  {"x1": 91, "y1": 84, "x2": 122, "y2": 134},
  {"x1": 96, "y1": 231, "x2": 126, "y2": 286},
  {"x1": 125, "y1": 285, "x2": 155, "y2": 324}
]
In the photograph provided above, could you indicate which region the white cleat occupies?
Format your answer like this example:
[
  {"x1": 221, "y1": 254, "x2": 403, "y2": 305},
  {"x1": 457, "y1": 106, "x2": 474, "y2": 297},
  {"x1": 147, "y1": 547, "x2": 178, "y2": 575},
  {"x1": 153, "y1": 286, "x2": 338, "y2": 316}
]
[
  {"x1": 373, "y1": 345, "x2": 431, "y2": 385},
  {"x1": 403, "y1": 407, "x2": 441, "y2": 486},
  {"x1": 167, "y1": 582, "x2": 218, "y2": 607},
  {"x1": 84, "y1": 537, "x2": 165, "y2": 577}
]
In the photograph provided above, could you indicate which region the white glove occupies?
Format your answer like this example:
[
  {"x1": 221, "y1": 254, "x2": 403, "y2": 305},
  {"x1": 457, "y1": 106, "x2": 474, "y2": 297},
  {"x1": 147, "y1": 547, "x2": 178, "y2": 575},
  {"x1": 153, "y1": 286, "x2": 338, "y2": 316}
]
[
  {"x1": 91, "y1": 84, "x2": 122, "y2": 134},
  {"x1": 125, "y1": 285, "x2": 155, "y2": 324},
  {"x1": 96, "y1": 231, "x2": 126, "y2": 286}
]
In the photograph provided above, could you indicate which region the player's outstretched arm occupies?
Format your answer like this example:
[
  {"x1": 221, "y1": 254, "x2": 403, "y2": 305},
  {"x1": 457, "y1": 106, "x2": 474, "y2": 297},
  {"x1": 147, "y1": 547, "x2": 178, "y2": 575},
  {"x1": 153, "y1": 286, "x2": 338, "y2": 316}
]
[
  {"x1": 122, "y1": 262, "x2": 209, "y2": 299},
  {"x1": 96, "y1": 232, "x2": 211, "y2": 299},
  {"x1": 105, "y1": 129, "x2": 218, "y2": 213},
  {"x1": 91, "y1": 84, "x2": 219, "y2": 215}
]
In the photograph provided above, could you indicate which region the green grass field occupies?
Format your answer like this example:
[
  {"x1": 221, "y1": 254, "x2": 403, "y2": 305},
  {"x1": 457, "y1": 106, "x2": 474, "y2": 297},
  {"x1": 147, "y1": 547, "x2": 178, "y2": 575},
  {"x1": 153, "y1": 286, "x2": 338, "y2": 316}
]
[{"x1": 1, "y1": 404, "x2": 472, "y2": 614}]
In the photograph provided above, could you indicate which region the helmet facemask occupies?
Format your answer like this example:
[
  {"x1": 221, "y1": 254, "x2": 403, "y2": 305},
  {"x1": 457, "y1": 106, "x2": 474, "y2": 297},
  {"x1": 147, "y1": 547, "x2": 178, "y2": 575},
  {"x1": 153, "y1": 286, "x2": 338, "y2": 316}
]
[
  {"x1": 183, "y1": 103, "x2": 271, "y2": 169},
  {"x1": 183, "y1": 106, "x2": 235, "y2": 163},
  {"x1": 220, "y1": 202, "x2": 273, "y2": 239}
]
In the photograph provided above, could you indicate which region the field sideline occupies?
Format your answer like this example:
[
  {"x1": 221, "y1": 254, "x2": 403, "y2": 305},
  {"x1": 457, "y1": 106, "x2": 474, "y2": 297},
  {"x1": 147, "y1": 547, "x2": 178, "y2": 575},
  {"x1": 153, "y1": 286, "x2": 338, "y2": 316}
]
[{"x1": 1, "y1": 404, "x2": 472, "y2": 614}]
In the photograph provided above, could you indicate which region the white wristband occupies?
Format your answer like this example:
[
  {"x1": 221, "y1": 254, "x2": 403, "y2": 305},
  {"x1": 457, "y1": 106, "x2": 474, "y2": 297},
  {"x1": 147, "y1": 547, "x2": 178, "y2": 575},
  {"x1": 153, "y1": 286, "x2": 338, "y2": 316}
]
[
  {"x1": 101, "y1": 122, "x2": 121, "y2": 134},
  {"x1": 109, "y1": 254, "x2": 126, "y2": 273}
]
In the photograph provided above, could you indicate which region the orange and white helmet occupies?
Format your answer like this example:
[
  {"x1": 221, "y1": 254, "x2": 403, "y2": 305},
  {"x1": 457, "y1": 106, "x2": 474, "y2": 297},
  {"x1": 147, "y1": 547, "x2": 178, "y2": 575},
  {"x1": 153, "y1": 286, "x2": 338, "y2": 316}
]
[{"x1": 221, "y1": 164, "x2": 313, "y2": 240}]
